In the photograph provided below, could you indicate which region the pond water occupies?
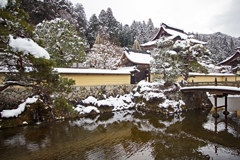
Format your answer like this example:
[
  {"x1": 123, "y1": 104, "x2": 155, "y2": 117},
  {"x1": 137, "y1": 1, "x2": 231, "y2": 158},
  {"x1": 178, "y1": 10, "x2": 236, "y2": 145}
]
[
  {"x1": 0, "y1": 109, "x2": 240, "y2": 160},
  {"x1": 209, "y1": 96, "x2": 240, "y2": 112}
]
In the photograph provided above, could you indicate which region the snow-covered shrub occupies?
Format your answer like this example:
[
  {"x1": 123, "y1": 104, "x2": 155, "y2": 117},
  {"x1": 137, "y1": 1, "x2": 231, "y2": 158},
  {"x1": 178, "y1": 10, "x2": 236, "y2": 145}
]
[{"x1": 83, "y1": 39, "x2": 123, "y2": 69}]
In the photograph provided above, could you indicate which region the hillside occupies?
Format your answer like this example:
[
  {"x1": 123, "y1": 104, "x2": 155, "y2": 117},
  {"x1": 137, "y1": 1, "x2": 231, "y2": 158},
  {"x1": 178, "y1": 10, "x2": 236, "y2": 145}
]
[{"x1": 196, "y1": 32, "x2": 240, "y2": 63}]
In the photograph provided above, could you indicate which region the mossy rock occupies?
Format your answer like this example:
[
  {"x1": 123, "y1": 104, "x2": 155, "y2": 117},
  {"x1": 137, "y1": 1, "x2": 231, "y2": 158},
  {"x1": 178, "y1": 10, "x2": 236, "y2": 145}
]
[{"x1": 0, "y1": 100, "x2": 53, "y2": 128}]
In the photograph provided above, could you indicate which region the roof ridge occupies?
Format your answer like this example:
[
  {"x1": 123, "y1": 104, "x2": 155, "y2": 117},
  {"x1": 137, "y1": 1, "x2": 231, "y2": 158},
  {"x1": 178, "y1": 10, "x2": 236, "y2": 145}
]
[{"x1": 161, "y1": 23, "x2": 185, "y2": 34}]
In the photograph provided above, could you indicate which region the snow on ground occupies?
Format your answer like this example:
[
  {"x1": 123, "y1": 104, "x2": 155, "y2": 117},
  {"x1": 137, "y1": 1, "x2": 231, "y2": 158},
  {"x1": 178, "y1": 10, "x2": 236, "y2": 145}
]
[
  {"x1": 135, "y1": 80, "x2": 184, "y2": 113},
  {"x1": 1, "y1": 81, "x2": 185, "y2": 119},
  {"x1": 82, "y1": 96, "x2": 98, "y2": 105},
  {"x1": 78, "y1": 93, "x2": 135, "y2": 112},
  {"x1": 74, "y1": 105, "x2": 100, "y2": 114},
  {"x1": 75, "y1": 80, "x2": 184, "y2": 115},
  {"x1": 1, "y1": 96, "x2": 39, "y2": 118},
  {"x1": 159, "y1": 99, "x2": 185, "y2": 113},
  {"x1": 9, "y1": 35, "x2": 50, "y2": 59},
  {"x1": 135, "y1": 80, "x2": 164, "y2": 93}
]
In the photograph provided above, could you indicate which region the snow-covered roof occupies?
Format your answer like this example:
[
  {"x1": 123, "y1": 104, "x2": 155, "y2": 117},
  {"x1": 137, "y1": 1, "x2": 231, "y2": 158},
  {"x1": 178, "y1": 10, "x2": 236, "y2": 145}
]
[
  {"x1": 188, "y1": 39, "x2": 207, "y2": 45},
  {"x1": 141, "y1": 23, "x2": 206, "y2": 47},
  {"x1": 162, "y1": 25, "x2": 188, "y2": 39},
  {"x1": 181, "y1": 86, "x2": 240, "y2": 93},
  {"x1": 117, "y1": 66, "x2": 140, "y2": 72},
  {"x1": 140, "y1": 39, "x2": 158, "y2": 47},
  {"x1": 123, "y1": 50, "x2": 153, "y2": 65},
  {"x1": 218, "y1": 51, "x2": 240, "y2": 66},
  {"x1": 55, "y1": 68, "x2": 131, "y2": 75},
  {"x1": 189, "y1": 72, "x2": 235, "y2": 77}
]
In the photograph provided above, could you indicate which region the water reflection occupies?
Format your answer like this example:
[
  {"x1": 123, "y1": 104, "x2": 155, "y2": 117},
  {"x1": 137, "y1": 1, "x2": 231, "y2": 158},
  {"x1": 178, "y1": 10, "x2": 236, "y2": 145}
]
[{"x1": 0, "y1": 109, "x2": 239, "y2": 159}]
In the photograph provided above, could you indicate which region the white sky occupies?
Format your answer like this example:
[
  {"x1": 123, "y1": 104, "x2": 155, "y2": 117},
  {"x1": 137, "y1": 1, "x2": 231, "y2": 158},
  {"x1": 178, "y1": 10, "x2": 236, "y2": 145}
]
[{"x1": 70, "y1": 0, "x2": 240, "y2": 37}]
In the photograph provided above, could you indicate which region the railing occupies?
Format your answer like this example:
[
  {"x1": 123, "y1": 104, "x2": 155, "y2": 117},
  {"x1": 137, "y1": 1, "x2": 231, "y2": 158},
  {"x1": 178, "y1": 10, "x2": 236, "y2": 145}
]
[{"x1": 182, "y1": 79, "x2": 240, "y2": 87}]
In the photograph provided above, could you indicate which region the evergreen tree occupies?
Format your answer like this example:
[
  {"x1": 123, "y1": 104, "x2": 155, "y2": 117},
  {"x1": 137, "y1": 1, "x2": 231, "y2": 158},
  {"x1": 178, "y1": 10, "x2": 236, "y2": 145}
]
[
  {"x1": 146, "y1": 18, "x2": 156, "y2": 41},
  {"x1": 151, "y1": 42, "x2": 180, "y2": 83},
  {"x1": 0, "y1": 0, "x2": 74, "y2": 104},
  {"x1": 98, "y1": 9, "x2": 108, "y2": 39},
  {"x1": 105, "y1": 8, "x2": 120, "y2": 43},
  {"x1": 130, "y1": 21, "x2": 141, "y2": 42},
  {"x1": 118, "y1": 24, "x2": 133, "y2": 47},
  {"x1": 173, "y1": 40, "x2": 209, "y2": 80},
  {"x1": 98, "y1": 8, "x2": 120, "y2": 44},
  {"x1": 19, "y1": 0, "x2": 56, "y2": 25},
  {"x1": 230, "y1": 38, "x2": 235, "y2": 52},
  {"x1": 73, "y1": 3, "x2": 87, "y2": 38},
  {"x1": 86, "y1": 14, "x2": 100, "y2": 47},
  {"x1": 151, "y1": 38, "x2": 212, "y2": 83},
  {"x1": 130, "y1": 20, "x2": 158, "y2": 44},
  {"x1": 35, "y1": 18, "x2": 86, "y2": 67}
]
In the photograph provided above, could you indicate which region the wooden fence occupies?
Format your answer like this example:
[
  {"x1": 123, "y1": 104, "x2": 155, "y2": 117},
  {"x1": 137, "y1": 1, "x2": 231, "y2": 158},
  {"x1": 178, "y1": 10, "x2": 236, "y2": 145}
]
[{"x1": 183, "y1": 78, "x2": 240, "y2": 87}]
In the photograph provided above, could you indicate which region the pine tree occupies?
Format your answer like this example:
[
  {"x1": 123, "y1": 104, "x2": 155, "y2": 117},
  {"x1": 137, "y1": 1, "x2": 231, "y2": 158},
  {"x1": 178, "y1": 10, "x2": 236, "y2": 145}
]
[
  {"x1": 151, "y1": 47, "x2": 180, "y2": 83},
  {"x1": 0, "y1": 0, "x2": 74, "y2": 103},
  {"x1": 35, "y1": 18, "x2": 86, "y2": 67},
  {"x1": 151, "y1": 37, "x2": 212, "y2": 83}
]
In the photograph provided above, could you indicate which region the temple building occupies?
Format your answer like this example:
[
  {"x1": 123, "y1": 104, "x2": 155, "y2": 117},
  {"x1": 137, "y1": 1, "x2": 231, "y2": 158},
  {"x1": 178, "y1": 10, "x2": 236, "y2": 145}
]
[
  {"x1": 120, "y1": 48, "x2": 152, "y2": 83},
  {"x1": 218, "y1": 48, "x2": 240, "y2": 73},
  {"x1": 141, "y1": 23, "x2": 206, "y2": 50}
]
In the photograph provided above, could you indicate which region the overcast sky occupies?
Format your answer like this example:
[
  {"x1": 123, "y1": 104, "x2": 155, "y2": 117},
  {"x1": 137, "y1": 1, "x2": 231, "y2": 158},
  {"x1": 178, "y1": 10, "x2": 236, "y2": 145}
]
[{"x1": 70, "y1": 0, "x2": 240, "y2": 37}]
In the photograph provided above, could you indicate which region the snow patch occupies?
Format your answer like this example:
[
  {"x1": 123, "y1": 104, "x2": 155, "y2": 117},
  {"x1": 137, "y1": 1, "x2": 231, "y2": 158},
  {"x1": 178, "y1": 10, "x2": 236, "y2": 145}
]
[
  {"x1": 143, "y1": 92, "x2": 165, "y2": 101},
  {"x1": 9, "y1": 35, "x2": 50, "y2": 59},
  {"x1": 22, "y1": 121, "x2": 28, "y2": 125},
  {"x1": 0, "y1": 0, "x2": 8, "y2": 9},
  {"x1": 81, "y1": 94, "x2": 135, "y2": 112},
  {"x1": 82, "y1": 96, "x2": 98, "y2": 105},
  {"x1": 74, "y1": 105, "x2": 100, "y2": 114},
  {"x1": 158, "y1": 99, "x2": 184, "y2": 113},
  {"x1": 136, "y1": 80, "x2": 164, "y2": 93},
  {"x1": 1, "y1": 96, "x2": 39, "y2": 118}
]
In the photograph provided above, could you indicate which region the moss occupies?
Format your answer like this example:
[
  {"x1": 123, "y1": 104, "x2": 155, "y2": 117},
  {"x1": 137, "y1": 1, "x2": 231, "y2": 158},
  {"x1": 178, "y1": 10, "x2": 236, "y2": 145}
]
[
  {"x1": 181, "y1": 105, "x2": 187, "y2": 111},
  {"x1": 53, "y1": 97, "x2": 77, "y2": 118},
  {"x1": 0, "y1": 100, "x2": 53, "y2": 128}
]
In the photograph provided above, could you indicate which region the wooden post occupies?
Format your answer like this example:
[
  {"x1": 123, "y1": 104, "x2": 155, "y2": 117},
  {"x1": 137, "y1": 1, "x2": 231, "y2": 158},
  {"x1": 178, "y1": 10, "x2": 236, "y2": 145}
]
[
  {"x1": 192, "y1": 79, "x2": 194, "y2": 86},
  {"x1": 225, "y1": 77, "x2": 227, "y2": 86},
  {"x1": 213, "y1": 95, "x2": 219, "y2": 118},
  {"x1": 223, "y1": 94, "x2": 229, "y2": 116},
  {"x1": 215, "y1": 78, "x2": 217, "y2": 86}
]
